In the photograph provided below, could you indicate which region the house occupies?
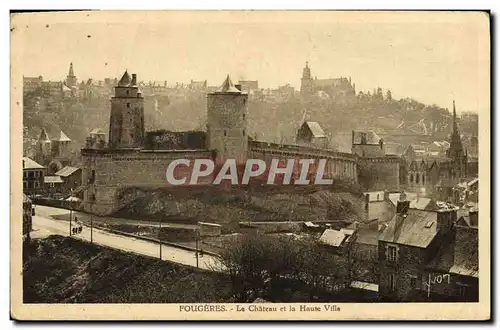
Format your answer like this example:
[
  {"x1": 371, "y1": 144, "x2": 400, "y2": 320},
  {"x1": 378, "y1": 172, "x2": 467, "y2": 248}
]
[
  {"x1": 44, "y1": 175, "x2": 64, "y2": 195},
  {"x1": 22, "y1": 157, "x2": 46, "y2": 196},
  {"x1": 350, "y1": 221, "x2": 382, "y2": 283},
  {"x1": 55, "y1": 166, "x2": 82, "y2": 194},
  {"x1": 296, "y1": 121, "x2": 328, "y2": 149},
  {"x1": 364, "y1": 191, "x2": 396, "y2": 223},
  {"x1": 23, "y1": 194, "x2": 33, "y2": 237},
  {"x1": 423, "y1": 224, "x2": 478, "y2": 302},
  {"x1": 378, "y1": 194, "x2": 458, "y2": 301}
]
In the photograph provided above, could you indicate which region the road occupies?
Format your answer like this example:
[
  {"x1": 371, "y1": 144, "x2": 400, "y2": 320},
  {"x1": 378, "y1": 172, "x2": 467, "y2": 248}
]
[{"x1": 31, "y1": 206, "x2": 219, "y2": 271}]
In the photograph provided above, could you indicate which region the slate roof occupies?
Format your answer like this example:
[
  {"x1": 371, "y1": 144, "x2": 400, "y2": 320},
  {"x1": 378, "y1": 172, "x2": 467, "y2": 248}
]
[
  {"x1": 427, "y1": 226, "x2": 478, "y2": 278},
  {"x1": 44, "y1": 176, "x2": 63, "y2": 184},
  {"x1": 215, "y1": 75, "x2": 241, "y2": 93},
  {"x1": 57, "y1": 130, "x2": 71, "y2": 142},
  {"x1": 302, "y1": 121, "x2": 326, "y2": 138},
  {"x1": 319, "y1": 229, "x2": 348, "y2": 247},
  {"x1": 354, "y1": 227, "x2": 380, "y2": 246},
  {"x1": 55, "y1": 166, "x2": 80, "y2": 177},
  {"x1": 22, "y1": 157, "x2": 45, "y2": 169},
  {"x1": 117, "y1": 70, "x2": 132, "y2": 87},
  {"x1": 352, "y1": 130, "x2": 382, "y2": 145},
  {"x1": 379, "y1": 209, "x2": 439, "y2": 248},
  {"x1": 39, "y1": 128, "x2": 51, "y2": 142}
]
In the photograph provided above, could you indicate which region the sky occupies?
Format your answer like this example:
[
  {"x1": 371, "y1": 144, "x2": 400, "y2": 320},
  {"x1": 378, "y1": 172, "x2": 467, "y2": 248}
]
[{"x1": 12, "y1": 11, "x2": 489, "y2": 113}]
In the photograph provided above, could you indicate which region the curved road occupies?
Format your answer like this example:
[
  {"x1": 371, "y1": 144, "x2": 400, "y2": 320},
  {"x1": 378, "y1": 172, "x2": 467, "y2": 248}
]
[{"x1": 31, "y1": 206, "x2": 219, "y2": 271}]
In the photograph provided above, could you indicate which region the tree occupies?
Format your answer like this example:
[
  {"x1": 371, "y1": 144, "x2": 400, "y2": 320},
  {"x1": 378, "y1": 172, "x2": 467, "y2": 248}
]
[{"x1": 386, "y1": 89, "x2": 392, "y2": 101}]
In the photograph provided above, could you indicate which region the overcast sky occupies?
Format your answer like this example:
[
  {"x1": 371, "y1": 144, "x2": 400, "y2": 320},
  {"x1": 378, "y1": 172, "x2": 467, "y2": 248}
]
[{"x1": 12, "y1": 11, "x2": 489, "y2": 113}]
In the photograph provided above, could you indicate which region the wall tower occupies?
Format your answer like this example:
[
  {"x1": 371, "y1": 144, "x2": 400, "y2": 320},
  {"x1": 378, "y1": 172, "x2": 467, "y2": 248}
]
[
  {"x1": 108, "y1": 70, "x2": 145, "y2": 149},
  {"x1": 207, "y1": 75, "x2": 248, "y2": 165}
]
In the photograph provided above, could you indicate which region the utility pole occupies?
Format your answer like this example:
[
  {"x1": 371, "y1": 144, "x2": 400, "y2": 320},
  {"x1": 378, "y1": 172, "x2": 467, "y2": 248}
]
[
  {"x1": 90, "y1": 212, "x2": 93, "y2": 243},
  {"x1": 159, "y1": 217, "x2": 162, "y2": 260},
  {"x1": 69, "y1": 207, "x2": 73, "y2": 236}
]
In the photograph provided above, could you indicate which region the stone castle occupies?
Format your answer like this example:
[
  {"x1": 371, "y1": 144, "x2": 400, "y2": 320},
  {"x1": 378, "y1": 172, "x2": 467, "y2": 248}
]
[{"x1": 81, "y1": 70, "x2": 399, "y2": 215}]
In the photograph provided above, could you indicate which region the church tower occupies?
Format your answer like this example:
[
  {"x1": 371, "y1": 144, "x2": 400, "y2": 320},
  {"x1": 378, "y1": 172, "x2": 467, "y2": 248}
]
[
  {"x1": 447, "y1": 100, "x2": 468, "y2": 178},
  {"x1": 207, "y1": 75, "x2": 248, "y2": 165},
  {"x1": 300, "y1": 61, "x2": 314, "y2": 97},
  {"x1": 65, "y1": 62, "x2": 77, "y2": 87},
  {"x1": 108, "y1": 70, "x2": 145, "y2": 149}
]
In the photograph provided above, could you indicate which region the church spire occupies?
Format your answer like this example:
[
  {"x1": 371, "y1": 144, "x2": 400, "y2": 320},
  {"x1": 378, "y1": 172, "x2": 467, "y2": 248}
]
[{"x1": 68, "y1": 62, "x2": 75, "y2": 77}]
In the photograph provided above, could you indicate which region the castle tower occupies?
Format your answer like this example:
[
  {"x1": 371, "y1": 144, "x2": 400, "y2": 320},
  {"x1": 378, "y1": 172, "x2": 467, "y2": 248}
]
[
  {"x1": 36, "y1": 128, "x2": 52, "y2": 164},
  {"x1": 446, "y1": 100, "x2": 467, "y2": 178},
  {"x1": 207, "y1": 75, "x2": 248, "y2": 165},
  {"x1": 108, "y1": 70, "x2": 145, "y2": 149},
  {"x1": 65, "y1": 62, "x2": 77, "y2": 87},
  {"x1": 300, "y1": 61, "x2": 313, "y2": 96}
]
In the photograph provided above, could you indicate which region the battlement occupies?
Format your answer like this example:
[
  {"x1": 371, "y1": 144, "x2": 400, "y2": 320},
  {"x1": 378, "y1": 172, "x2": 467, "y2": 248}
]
[{"x1": 249, "y1": 140, "x2": 357, "y2": 162}]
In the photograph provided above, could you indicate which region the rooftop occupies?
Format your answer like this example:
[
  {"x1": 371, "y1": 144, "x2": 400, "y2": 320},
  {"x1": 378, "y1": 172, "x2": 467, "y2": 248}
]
[
  {"x1": 427, "y1": 226, "x2": 478, "y2": 278},
  {"x1": 55, "y1": 166, "x2": 80, "y2": 177},
  {"x1": 44, "y1": 176, "x2": 64, "y2": 184},
  {"x1": 379, "y1": 209, "x2": 439, "y2": 248},
  {"x1": 23, "y1": 157, "x2": 44, "y2": 170},
  {"x1": 214, "y1": 75, "x2": 242, "y2": 94},
  {"x1": 301, "y1": 121, "x2": 326, "y2": 138}
]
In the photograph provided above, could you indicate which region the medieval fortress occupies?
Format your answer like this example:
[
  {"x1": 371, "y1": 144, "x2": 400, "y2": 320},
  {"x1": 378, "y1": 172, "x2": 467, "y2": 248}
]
[{"x1": 82, "y1": 70, "x2": 400, "y2": 215}]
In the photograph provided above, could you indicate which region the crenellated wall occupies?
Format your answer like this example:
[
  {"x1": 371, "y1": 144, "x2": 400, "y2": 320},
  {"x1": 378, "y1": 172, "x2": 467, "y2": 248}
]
[
  {"x1": 81, "y1": 148, "x2": 213, "y2": 215},
  {"x1": 249, "y1": 140, "x2": 358, "y2": 182}
]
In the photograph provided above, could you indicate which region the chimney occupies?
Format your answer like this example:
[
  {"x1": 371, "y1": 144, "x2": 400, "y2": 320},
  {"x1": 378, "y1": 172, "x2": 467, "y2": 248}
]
[
  {"x1": 469, "y1": 210, "x2": 478, "y2": 227},
  {"x1": 131, "y1": 74, "x2": 137, "y2": 86},
  {"x1": 352, "y1": 131, "x2": 355, "y2": 145},
  {"x1": 396, "y1": 192, "x2": 409, "y2": 215},
  {"x1": 235, "y1": 84, "x2": 242, "y2": 91}
]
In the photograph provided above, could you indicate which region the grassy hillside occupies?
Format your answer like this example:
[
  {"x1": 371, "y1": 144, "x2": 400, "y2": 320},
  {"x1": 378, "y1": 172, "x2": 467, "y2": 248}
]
[{"x1": 23, "y1": 236, "x2": 232, "y2": 303}]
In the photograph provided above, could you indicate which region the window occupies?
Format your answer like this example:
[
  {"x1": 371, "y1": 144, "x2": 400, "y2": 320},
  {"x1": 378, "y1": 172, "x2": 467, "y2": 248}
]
[
  {"x1": 388, "y1": 273, "x2": 397, "y2": 292},
  {"x1": 410, "y1": 173, "x2": 414, "y2": 183},
  {"x1": 410, "y1": 275, "x2": 419, "y2": 290},
  {"x1": 28, "y1": 171, "x2": 34, "y2": 179},
  {"x1": 243, "y1": 129, "x2": 245, "y2": 136},
  {"x1": 224, "y1": 131, "x2": 227, "y2": 137},
  {"x1": 34, "y1": 181, "x2": 40, "y2": 188},
  {"x1": 416, "y1": 173, "x2": 420, "y2": 184},
  {"x1": 243, "y1": 113, "x2": 246, "y2": 120},
  {"x1": 23, "y1": 171, "x2": 27, "y2": 179},
  {"x1": 23, "y1": 181, "x2": 27, "y2": 189},
  {"x1": 127, "y1": 103, "x2": 130, "y2": 108},
  {"x1": 126, "y1": 90, "x2": 129, "y2": 96},
  {"x1": 458, "y1": 283, "x2": 468, "y2": 297},
  {"x1": 387, "y1": 245, "x2": 398, "y2": 262},
  {"x1": 422, "y1": 175, "x2": 426, "y2": 185}
]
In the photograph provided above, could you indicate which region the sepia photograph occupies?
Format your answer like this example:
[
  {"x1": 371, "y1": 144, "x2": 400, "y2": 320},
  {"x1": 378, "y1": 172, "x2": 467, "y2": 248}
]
[{"x1": 10, "y1": 10, "x2": 490, "y2": 320}]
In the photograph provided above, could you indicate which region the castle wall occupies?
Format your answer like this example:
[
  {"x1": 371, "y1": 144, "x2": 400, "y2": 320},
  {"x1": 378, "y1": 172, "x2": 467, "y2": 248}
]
[
  {"x1": 358, "y1": 156, "x2": 400, "y2": 191},
  {"x1": 352, "y1": 144, "x2": 385, "y2": 157},
  {"x1": 249, "y1": 140, "x2": 358, "y2": 182},
  {"x1": 81, "y1": 148, "x2": 213, "y2": 215}
]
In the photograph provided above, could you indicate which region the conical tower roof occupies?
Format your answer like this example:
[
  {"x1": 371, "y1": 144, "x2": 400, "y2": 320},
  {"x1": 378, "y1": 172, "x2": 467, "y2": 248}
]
[
  {"x1": 117, "y1": 70, "x2": 132, "y2": 87},
  {"x1": 216, "y1": 74, "x2": 241, "y2": 93},
  {"x1": 39, "y1": 128, "x2": 51, "y2": 142},
  {"x1": 57, "y1": 130, "x2": 72, "y2": 142}
]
